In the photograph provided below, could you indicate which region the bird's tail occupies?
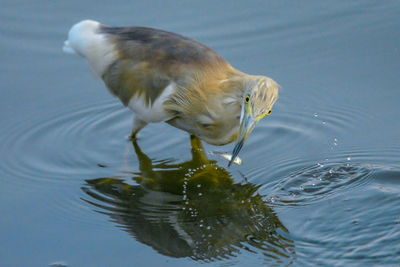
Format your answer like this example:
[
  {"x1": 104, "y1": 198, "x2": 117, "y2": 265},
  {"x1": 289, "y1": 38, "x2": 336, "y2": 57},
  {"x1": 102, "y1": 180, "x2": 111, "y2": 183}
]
[
  {"x1": 63, "y1": 20, "x2": 116, "y2": 77},
  {"x1": 63, "y1": 20, "x2": 100, "y2": 56}
]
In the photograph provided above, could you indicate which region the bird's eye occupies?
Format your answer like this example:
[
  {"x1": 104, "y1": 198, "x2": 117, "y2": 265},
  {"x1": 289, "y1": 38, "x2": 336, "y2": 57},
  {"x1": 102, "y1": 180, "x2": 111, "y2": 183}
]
[
  {"x1": 245, "y1": 95, "x2": 250, "y2": 103},
  {"x1": 267, "y1": 110, "x2": 272, "y2": 115}
]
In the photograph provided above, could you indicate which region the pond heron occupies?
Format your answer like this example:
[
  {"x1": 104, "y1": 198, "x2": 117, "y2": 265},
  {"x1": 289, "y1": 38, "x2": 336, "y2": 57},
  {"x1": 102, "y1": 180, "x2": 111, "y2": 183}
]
[{"x1": 63, "y1": 20, "x2": 279, "y2": 166}]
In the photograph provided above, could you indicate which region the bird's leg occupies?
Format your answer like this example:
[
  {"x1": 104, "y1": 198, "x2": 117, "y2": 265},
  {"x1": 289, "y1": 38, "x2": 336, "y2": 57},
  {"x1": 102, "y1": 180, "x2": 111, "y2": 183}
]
[
  {"x1": 131, "y1": 138, "x2": 153, "y2": 174},
  {"x1": 190, "y1": 135, "x2": 210, "y2": 164},
  {"x1": 130, "y1": 117, "x2": 148, "y2": 140}
]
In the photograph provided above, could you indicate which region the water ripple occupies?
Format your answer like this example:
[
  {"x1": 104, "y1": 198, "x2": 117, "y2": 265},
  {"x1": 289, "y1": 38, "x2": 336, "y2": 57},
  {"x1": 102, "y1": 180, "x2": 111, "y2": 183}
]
[
  {"x1": 251, "y1": 147, "x2": 400, "y2": 207},
  {"x1": 0, "y1": 100, "x2": 131, "y2": 187},
  {"x1": 289, "y1": 166, "x2": 400, "y2": 266},
  {"x1": 269, "y1": 162, "x2": 374, "y2": 206}
]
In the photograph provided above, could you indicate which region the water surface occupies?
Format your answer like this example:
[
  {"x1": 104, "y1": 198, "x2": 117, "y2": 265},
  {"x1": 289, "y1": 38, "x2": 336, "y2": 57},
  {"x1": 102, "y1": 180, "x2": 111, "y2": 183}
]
[{"x1": 1, "y1": 1, "x2": 400, "y2": 266}]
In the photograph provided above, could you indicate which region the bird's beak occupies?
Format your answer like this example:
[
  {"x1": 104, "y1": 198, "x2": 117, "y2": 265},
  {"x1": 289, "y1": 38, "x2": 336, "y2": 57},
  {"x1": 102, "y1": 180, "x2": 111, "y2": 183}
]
[{"x1": 228, "y1": 103, "x2": 259, "y2": 167}]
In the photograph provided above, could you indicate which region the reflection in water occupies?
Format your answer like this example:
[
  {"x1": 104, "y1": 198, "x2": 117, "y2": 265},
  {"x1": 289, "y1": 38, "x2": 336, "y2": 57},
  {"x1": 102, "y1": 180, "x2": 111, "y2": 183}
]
[{"x1": 82, "y1": 137, "x2": 294, "y2": 263}]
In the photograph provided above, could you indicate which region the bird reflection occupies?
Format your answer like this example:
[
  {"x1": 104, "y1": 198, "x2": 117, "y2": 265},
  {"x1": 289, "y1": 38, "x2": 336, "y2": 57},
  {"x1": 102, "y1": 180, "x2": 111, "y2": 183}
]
[{"x1": 82, "y1": 136, "x2": 294, "y2": 262}]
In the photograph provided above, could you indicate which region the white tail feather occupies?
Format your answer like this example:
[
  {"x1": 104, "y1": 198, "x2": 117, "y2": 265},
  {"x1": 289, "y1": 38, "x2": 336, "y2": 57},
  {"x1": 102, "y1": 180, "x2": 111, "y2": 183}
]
[
  {"x1": 62, "y1": 40, "x2": 76, "y2": 54},
  {"x1": 63, "y1": 20, "x2": 116, "y2": 77}
]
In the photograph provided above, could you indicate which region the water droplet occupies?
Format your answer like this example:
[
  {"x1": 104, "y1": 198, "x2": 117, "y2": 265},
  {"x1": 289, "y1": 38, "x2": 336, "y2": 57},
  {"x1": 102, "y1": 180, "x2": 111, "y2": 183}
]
[
  {"x1": 322, "y1": 121, "x2": 326, "y2": 125},
  {"x1": 333, "y1": 138, "x2": 338, "y2": 146},
  {"x1": 206, "y1": 226, "x2": 211, "y2": 230},
  {"x1": 197, "y1": 184, "x2": 201, "y2": 188},
  {"x1": 198, "y1": 193, "x2": 202, "y2": 196},
  {"x1": 314, "y1": 113, "x2": 318, "y2": 117},
  {"x1": 347, "y1": 157, "x2": 351, "y2": 161}
]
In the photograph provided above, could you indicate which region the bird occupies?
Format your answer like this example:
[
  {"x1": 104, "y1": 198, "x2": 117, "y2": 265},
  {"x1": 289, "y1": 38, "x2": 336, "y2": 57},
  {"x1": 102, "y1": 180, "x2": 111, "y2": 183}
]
[{"x1": 63, "y1": 20, "x2": 279, "y2": 166}]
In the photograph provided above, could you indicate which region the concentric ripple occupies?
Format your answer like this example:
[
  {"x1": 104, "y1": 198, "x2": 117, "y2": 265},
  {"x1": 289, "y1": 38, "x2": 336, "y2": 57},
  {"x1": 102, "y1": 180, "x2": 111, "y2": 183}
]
[
  {"x1": 250, "y1": 147, "x2": 400, "y2": 207},
  {"x1": 0, "y1": 100, "x2": 131, "y2": 186},
  {"x1": 269, "y1": 162, "x2": 374, "y2": 206},
  {"x1": 288, "y1": 164, "x2": 400, "y2": 266}
]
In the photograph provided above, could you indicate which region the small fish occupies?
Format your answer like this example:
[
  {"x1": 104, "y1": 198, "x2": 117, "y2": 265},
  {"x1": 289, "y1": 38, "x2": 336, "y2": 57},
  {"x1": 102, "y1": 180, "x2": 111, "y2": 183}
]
[{"x1": 210, "y1": 151, "x2": 243, "y2": 165}]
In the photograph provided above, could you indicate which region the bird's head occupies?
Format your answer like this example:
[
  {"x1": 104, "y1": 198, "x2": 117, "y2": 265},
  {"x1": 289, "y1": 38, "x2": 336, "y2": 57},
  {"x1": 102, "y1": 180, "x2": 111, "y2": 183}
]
[{"x1": 229, "y1": 76, "x2": 279, "y2": 166}]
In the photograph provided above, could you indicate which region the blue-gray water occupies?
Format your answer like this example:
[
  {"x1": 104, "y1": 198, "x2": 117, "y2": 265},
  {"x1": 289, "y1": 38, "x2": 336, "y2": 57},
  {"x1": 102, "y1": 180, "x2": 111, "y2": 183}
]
[{"x1": 1, "y1": 1, "x2": 400, "y2": 266}]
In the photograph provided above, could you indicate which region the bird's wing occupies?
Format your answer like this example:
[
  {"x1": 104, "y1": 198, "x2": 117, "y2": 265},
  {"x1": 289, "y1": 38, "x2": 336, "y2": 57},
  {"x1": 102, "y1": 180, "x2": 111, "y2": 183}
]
[{"x1": 100, "y1": 25, "x2": 229, "y2": 107}]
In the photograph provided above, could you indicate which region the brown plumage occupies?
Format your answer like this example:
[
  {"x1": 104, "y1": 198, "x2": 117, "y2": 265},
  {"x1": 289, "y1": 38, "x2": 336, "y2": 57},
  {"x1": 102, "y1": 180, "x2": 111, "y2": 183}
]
[{"x1": 63, "y1": 20, "x2": 280, "y2": 164}]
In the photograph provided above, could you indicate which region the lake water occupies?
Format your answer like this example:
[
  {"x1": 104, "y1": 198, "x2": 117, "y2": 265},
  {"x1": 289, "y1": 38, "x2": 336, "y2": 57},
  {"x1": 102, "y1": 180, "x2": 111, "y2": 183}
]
[{"x1": 1, "y1": 1, "x2": 400, "y2": 266}]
